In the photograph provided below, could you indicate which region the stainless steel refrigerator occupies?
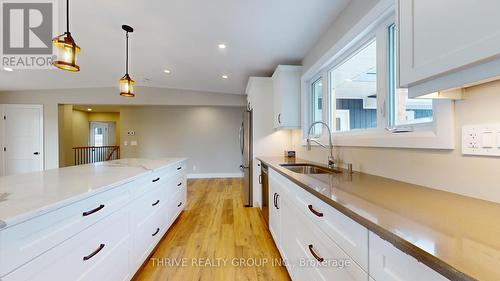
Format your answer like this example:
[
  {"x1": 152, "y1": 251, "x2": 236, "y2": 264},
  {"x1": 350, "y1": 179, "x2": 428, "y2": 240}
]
[{"x1": 239, "y1": 110, "x2": 252, "y2": 207}]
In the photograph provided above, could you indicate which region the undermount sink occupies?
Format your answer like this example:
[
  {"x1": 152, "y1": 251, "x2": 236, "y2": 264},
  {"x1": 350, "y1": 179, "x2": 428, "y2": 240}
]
[{"x1": 280, "y1": 163, "x2": 343, "y2": 175}]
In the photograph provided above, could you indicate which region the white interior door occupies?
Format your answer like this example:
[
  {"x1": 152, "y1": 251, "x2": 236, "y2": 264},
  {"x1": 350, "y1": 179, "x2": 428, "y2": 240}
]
[
  {"x1": 3, "y1": 105, "x2": 44, "y2": 176},
  {"x1": 89, "y1": 122, "x2": 109, "y2": 146}
]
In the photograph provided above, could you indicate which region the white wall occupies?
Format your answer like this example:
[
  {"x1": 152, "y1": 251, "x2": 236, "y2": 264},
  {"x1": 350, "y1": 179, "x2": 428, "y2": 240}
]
[
  {"x1": 120, "y1": 106, "x2": 245, "y2": 177},
  {"x1": 0, "y1": 87, "x2": 245, "y2": 169},
  {"x1": 296, "y1": 0, "x2": 500, "y2": 203}
]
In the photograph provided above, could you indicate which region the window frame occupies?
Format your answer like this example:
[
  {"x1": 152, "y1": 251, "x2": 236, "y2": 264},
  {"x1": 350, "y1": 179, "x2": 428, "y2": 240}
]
[{"x1": 301, "y1": 8, "x2": 455, "y2": 150}]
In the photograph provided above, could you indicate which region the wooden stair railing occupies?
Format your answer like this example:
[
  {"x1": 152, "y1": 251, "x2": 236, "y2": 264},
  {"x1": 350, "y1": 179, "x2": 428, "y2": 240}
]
[{"x1": 73, "y1": 146, "x2": 120, "y2": 165}]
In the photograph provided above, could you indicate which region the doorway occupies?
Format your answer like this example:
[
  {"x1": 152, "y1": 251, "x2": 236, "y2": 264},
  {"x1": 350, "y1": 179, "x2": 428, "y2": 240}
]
[
  {"x1": 90, "y1": 122, "x2": 110, "y2": 146},
  {"x1": 1, "y1": 104, "x2": 44, "y2": 176}
]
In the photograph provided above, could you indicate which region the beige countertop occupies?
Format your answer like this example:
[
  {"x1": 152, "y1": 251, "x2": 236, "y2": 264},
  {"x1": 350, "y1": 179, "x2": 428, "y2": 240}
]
[
  {"x1": 258, "y1": 157, "x2": 500, "y2": 281},
  {"x1": 0, "y1": 158, "x2": 186, "y2": 230}
]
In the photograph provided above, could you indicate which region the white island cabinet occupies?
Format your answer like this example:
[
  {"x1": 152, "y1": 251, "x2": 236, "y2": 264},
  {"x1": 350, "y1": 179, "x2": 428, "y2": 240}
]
[{"x1": 0, "y1": 158, "x2": 187, "y2": 281}]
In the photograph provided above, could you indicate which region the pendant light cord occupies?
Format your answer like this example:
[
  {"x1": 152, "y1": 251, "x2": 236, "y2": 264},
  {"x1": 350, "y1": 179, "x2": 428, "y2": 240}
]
[
  {"x1": 125, "y1": 32, "x2": 129, "y2": 75},
  {"x1": 66, "y1": 0, "x2": 69, "y2": 33}
]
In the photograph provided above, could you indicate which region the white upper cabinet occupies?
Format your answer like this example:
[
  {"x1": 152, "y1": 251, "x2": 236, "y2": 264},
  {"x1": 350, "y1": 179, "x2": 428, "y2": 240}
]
[
  {"x1": 272, "y1": 65, "x2": 302, "y2": 129},
  {"x1": 398, "y1": 0, "x2": 500, "y2": 97}
]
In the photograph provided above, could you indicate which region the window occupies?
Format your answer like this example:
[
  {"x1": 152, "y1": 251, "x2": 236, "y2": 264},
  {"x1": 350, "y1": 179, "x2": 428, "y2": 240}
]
[
  {"x1": 310, "y1": 77, "x2": 323, "y2": 136},
  {"x1": 329, "y1": 40, "x2": 377, "y2": 132},
  {"x1": 388, "y1": 24, "x2": 433, "y2": 127},
  {"x1": 303, "y1": 10, "x2": 454, "y2": 149}
]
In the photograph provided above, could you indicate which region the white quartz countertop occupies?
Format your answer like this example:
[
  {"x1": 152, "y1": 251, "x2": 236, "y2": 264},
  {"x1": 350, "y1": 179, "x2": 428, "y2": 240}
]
[{"x1": 0, "y1": 158, "x2": 187, "y2": 230}]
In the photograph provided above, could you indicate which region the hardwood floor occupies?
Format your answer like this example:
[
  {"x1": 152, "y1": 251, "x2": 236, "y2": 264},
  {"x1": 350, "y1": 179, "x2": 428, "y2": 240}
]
[{"x1": 132, "y1": 178, "x2": 291, "y2": 281}]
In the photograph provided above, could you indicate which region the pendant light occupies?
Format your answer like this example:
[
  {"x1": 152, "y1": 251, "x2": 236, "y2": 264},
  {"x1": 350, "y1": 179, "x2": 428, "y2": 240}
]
[
  {"x1": 119, "y1": 25, "x2": 135, "y2": 97},
  {"x1": 53, "y1": 0, "x2": 80, "y2": 72}
]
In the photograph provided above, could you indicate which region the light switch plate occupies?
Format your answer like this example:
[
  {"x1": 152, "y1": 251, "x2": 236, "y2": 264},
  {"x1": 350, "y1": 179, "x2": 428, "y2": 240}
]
[{"x1": 462, "y1": 124, "x2": 500, "y2": 156}]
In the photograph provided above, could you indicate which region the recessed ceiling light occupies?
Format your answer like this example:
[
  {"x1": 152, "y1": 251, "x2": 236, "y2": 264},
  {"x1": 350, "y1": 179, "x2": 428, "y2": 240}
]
[
  {"x1": 222, "y1": 75, "x2": 229, "y2": 79},
  {"x1": 87, "y1": 108, "x2": 92, "y2": 111},
  {"x1": 163, "y1": 69, "x2": 171, "y2": 74},
  {"x1": 3, "y1": 67, "x2": 13, "y2": 72},
  {"x1": 218, "y1": 43, "x2": 227, "y2": 49}
]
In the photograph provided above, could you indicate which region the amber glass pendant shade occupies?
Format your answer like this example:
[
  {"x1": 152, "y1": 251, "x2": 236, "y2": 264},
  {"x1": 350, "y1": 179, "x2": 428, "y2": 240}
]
[
  {"x1": 53, "y1": 32, "x2": 80, "y2": 72},
  {"x1": 53, "y1": 0, "x2": 80, "y2": 72},
  {"x1": 119, "y1": 74, "x2": 135, "y2": 97},
  {"x1": 119, "y1": 25, "x2": 135, "y2": 97}
]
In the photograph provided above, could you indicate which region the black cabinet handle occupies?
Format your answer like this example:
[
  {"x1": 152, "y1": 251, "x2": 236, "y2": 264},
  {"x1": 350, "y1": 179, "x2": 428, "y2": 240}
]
[
  {"x1": 82, "y1": 204, "x2": 105, "y2": 217},
  {"x1": 152, "y1": 177, "x2": 160, "y2": 183},
  {"x1": 278, "y1": 113, "x2": 281, "y2": 124},
  {"x1": 33, "y1": 152, "x2": 40, "y2": 155},
  {"x1": 273, "y1": 193, "x2": 277, "y2": 208},
  {"x1": 308, "y1": 244, "x2": 324, "y2": 262},
  {"x1": 177, "y1": 182, "x2": 182, "y2": 187},
  {"x1": 308, "y1": 205, "x2": 324, "y2": 217},
  {"x1": 152, "y1": 200, "x2": 160, "y2": 206},
  {"x1": 177, "y1": 167, "x2": 182, "y2": 170},
  {"x1": 275, "y1": 194, "x2": 280, "y2": 210},
  {"x1": 177, "y1": 202, "x2": 182, "y2": 207},
  {"x1": 152, "y1": 228, "x2": 160, "y2": 237},
  {"x1": 83, "y1": 244, "x2": 105, "y2": 261}
]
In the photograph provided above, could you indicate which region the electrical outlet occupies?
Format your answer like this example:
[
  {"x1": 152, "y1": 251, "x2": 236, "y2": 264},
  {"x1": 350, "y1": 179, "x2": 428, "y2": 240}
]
[{"x1": 462, "y1": 124, "x2": 500, "y2": 156}]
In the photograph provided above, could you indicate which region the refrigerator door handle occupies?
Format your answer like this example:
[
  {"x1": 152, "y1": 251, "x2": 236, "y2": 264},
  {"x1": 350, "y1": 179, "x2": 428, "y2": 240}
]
[{"x1": 239, "y1": 122, "x2": 244, "y2": 155}]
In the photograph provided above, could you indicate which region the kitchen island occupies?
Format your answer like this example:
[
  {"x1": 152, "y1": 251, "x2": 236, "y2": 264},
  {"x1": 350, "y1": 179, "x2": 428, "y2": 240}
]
[{"x1": 0, "y1": 158, "x2": 187, "y2": 281}]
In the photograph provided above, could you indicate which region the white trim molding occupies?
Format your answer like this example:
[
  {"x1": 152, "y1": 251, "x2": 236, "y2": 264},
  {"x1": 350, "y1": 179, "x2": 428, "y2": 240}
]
[
  {"x1": 187, "y1": 173, "x2": 244, "y2": 179},
  {"x1": 300, "y1": 1, "x2": 455, "y2": 150}
]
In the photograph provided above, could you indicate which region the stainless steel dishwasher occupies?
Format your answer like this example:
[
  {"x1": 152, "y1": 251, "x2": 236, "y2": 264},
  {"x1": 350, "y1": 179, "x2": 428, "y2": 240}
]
[{"x1": 261, "y1": 164, "x2": 269, "y2": 226}]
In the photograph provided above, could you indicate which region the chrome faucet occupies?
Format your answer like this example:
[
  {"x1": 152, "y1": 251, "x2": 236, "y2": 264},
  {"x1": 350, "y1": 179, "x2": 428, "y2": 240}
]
[{"x1": 306, "y1": 121, "x2": 336, "y2": 169}]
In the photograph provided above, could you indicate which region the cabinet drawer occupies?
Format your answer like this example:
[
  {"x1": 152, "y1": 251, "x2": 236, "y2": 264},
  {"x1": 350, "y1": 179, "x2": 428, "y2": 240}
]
[
  {"x1": 0, "y1": 183, "x2": 131, "y2": 277},
  {"x1": 170, "y1": 185, "x2": 187, "y2": 224},
  {"x1": 130, "y1": 161, "x2": 185, "y2": 198},
  {"x1": 130, "y1": 181, "x2": 168, "y2": 232},
  {"x1": 285, "y1": 200, "x2": 368, "y2": 281},
  {"x1": 165, "y1": 173, "x2": 186, "y2": 200},
  {"x1": 132, "y1": 201, "x2": 165, "y2": 270},
  {"x1": 369, "y1": 232, "x2": 448, "y2": 281},
  {"x1": 2, "y1": 208, "x2": 130, "y2": 281},
  {"x1": 274, "y1": 171, "x2": 368, "y2": 271}
]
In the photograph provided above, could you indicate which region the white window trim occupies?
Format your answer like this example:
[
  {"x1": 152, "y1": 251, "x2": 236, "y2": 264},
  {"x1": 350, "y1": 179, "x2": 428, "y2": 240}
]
[{"x1": 301, "y1": 2, "x2": 455, "y2": 150}]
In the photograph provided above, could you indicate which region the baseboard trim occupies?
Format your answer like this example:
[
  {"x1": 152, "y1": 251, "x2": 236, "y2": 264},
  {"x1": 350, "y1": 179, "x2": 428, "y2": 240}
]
[{"x1": 187, "y1": 173, "x2": 244, "y2": 179}]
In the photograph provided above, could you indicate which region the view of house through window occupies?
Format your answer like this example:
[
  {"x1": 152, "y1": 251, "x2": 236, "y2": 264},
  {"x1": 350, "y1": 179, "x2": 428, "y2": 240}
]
[
  {"x1": 388, "y1": 24, "x2": 433, "y2": 126},
  {"x1": 329, "y1": 40, "x2": 377, "y2": 132}
]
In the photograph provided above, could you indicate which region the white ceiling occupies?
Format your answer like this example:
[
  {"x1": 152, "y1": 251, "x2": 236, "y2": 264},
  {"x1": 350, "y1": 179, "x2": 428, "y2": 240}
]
[{"x1": 0, "y1": 0, "x2": 351, "y2": 94}]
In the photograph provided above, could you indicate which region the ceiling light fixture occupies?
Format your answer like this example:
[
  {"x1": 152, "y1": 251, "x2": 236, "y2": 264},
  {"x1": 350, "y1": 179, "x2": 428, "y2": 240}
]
[
  {"x1": 53, "y1": 0, "x2": 80, "y2": 72},
  {"x1": 119, "y1": 25, "x2": 135, "y2": 97},
  {"x1": 87, "y1": 108, "x2": 92, "y2": 111},
  {"x1": 163, "y1": 69, "x2": 171, "y2": 74},
  {"x1": 222, "y1": 75, "x2": 228, "y2": 79},
  {"x1": 218, "y1": 43, "x2": 227, "y2": 49},
  {"x1": 3, "y1": 67, "x2": 13, "y2": 72}
]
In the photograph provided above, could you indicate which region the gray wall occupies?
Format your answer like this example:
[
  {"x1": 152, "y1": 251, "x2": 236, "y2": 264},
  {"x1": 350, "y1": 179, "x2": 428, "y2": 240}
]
[
  {"x1": 0, "y1": 86, "x2": 245, "y2": 169},
  {"x1": 120, "y1": 106, "x2": 245, "y2": 176}
]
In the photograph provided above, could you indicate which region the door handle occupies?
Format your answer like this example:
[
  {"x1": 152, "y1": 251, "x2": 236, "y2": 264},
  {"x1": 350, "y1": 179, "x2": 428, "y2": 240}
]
[
  {"x1": 82, "y1": 204, "x2": 105, "y2": 217},
  {"x1": 308, "y1": 244, "x2": 324, "y2": 262},
  {"x1": 275, "y1": 194, "x2": 280, "y2": 210},
  {"x1": 258, "y1": 174, "x2": 262, "y2": 184},
  {"x1": 83, "y1": 244, "x2": 105, "y2": 261},
  {"x1": 308, "y1": 205, "x2": 324, "y2": 217}
]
